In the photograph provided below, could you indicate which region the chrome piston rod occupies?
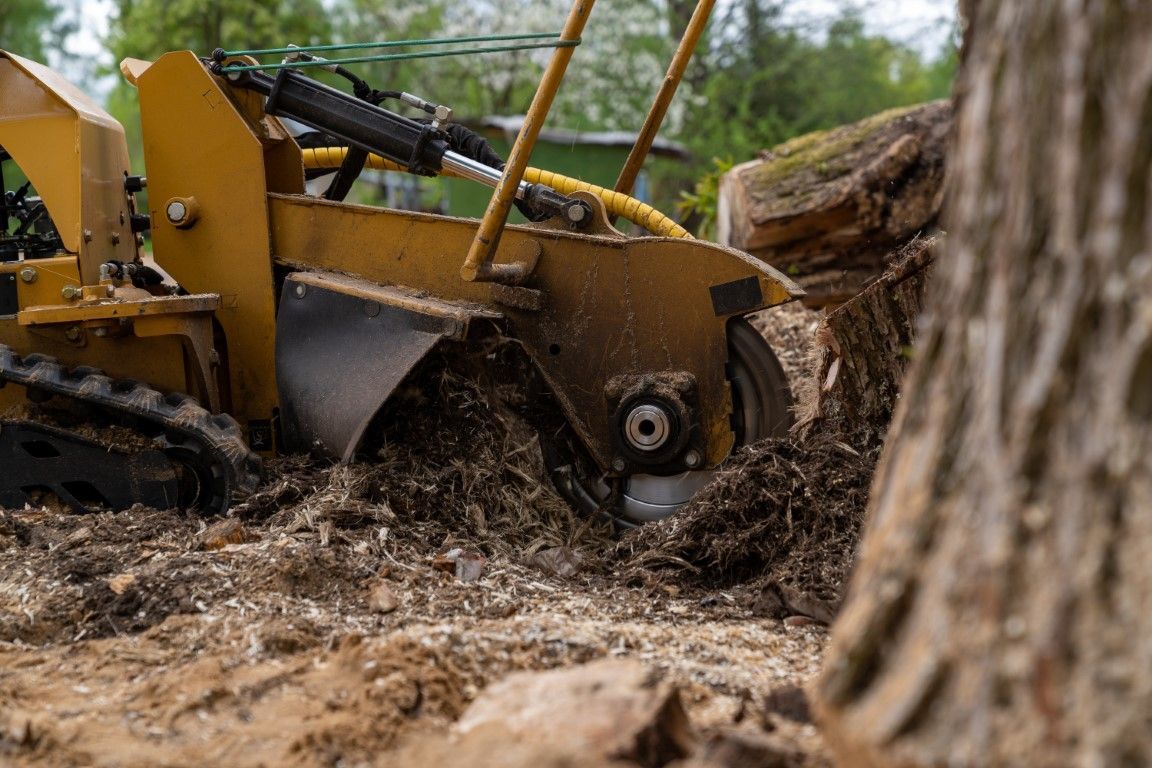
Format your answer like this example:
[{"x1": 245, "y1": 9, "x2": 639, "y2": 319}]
[
  {"x1": 442, "y1": 151, "x2": 590, "y2": 226},
  {"x1": 440, "y1": 151, "x2": 532, "y2": 201}
]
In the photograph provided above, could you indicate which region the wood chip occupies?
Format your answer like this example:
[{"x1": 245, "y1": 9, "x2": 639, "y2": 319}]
[
  {"x1": 370, "y1": 582, "x2": 400, "y2": 614},
  {"x1": 107, "y1": 573, "x2": 137, "y2": 595}
]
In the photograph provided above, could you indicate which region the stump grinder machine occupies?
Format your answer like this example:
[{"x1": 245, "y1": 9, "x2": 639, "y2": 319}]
[{"x1": 0, "y1": 1, "x2": 800, "y2": 524}]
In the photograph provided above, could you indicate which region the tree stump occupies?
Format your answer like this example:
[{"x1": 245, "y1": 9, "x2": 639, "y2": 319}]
[
  {"x1": 793, "y1": 235, "x2": 937, "y2": 446},
  {"x1": 718, "y1": 101, "x2": 949, "y2": 307}
]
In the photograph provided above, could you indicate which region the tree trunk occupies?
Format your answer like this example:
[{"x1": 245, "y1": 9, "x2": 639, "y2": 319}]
[
  {"x1": 815, "y1": 4, "x2": 1152, "y2": 767},
  {"x1": 718, "y1": 101, "x2": 949, "y2": 307}
]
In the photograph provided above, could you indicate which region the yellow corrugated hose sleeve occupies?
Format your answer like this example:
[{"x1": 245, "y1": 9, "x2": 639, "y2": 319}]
[{"x1": 301, "y1": 147, "x2": 693, "y2": 240}]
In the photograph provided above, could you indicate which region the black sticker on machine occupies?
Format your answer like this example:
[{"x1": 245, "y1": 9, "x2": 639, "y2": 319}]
[
  {"x1": 709, "y1": 276, "x2": 762, "y2": 316},
  {"x1": 0, "y1": 274, "x2": 18, "y2": 316}
]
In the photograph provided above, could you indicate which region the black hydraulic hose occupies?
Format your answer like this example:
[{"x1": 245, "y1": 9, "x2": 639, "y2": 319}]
[
  {"x1": 442, "y1": 124, "x2": 505, "y2": 170},
  {"x1": 323, "y1": 145, "x2": 368, "y2": 201},
  {"x1": 277, "y1": 50, "x2": 403, "y2": 107},
  {"x1": 12, "y1": 202, "x2": 47, "y2": 237},
  {"x1": 8, "y1": 181, "x2": 31, "y2": 210}
]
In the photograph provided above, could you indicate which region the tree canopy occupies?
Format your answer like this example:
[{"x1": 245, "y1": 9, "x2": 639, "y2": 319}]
[
  {"x1": 2, "y1": 0, "x2": 954, "y2": 217},
  {"x1": 682, "y1": 1, "x2": 954, "y2": 165},
  {"x1": 0, "y1": 0, "x2": 73, "y2": 64},
  {"x1": 105, "y1": 0, "x2": 332, "y2": 62}
]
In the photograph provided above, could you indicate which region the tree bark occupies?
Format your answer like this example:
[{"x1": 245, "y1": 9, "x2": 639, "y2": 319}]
[
  {"x1": 815, "y1": 4, "x2": 1152, "y2": 767},
  {"x1": 718, "y1": 101, "x2": 949, "y2": 307},
  {"x1": 792, "y1": 235, "x2": 936, "y2": 447}
]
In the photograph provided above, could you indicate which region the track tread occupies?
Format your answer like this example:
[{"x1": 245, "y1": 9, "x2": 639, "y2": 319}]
[{"x1": 0, "y1": 343, "x2": 262, "y2": 513}]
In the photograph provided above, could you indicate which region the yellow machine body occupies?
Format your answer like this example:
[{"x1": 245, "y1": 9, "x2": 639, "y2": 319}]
[
  {"x1": 0, "y1": 52, "x2": 195, "y2": 410},
  {"x1": 0, "y1": 36, "x2": 801, "y2": 508}
]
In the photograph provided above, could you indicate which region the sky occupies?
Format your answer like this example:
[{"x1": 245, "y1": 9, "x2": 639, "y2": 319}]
[
  {"x1": 58, "y1": 0, "x2": 956, "y2": 92},
  {"x1": 783, "y1": 0, "x2": 955, "y2": 53}
]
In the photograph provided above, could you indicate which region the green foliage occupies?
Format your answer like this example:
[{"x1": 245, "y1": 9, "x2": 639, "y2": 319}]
[
  {"x1": 681, "y1": 2, "x2": 956, "y2": 175},
  {"x1": 106, "y1": 0, "x2": 331, "y2": 61},
  {"x1": 330, "y1": 0, "x2": 674, "y2": 132},
  {"x1": 0, "y1": 0, "x2": 73, "y2": 62},
  {"x1": 102, "y1": 0, "x2": 333, "y2": 181},
  {"x1": 677, "y1": 157, "x2": 734, "y2": 240},
  {"x1": 89, "y1": 0, "x2": 955, "y2": 231}
]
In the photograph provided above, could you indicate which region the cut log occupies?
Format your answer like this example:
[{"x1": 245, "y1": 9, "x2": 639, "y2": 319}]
[{"x1": 718, "y1": 101, "x2": 950, "y2": 307}]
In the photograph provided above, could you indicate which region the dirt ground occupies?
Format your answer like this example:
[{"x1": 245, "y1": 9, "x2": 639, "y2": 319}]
[{"x1": 0, "y1": 302, "x2": 846, "y2": 768}]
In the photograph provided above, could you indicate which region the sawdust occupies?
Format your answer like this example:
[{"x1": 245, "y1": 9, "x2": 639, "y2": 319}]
[
  {"x1": 237, "y1": 348, "x2": 614, "y2": 559},
  {"x1": 616, "y1": 301, "x2": 879, "y2": 619},
  {"x1": 617, "y1": 436, "x2": 875, "y2": 610},
  {"x1": 0, "y1": 308, "x2": 854, "y2": 768},
  {"x1": 0, "y1": 499, "x2": 829, "y2": 767},
  {"x1": 749, "y1": 301, "x2": 823, "y2": 388}
]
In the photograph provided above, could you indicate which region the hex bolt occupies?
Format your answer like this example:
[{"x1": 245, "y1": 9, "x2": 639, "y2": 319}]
[
  {"x1": 611, "y1": 457, "x2": 627, "y2": 472},
  {"x1": 61, "y1": 284, "x2": 82, "y2": 301},
  {"x1": 18, "y1": 267, "x2": 37, "y2": 284},
  {"x1": 684, "y1": 449, "x2": 702, "y2": 468},
  {"x1": 64, "y1": 326, "x2": 82, "y2": 342}
]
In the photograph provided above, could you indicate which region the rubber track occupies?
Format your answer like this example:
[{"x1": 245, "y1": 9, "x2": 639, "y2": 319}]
[{"x1": 0, "y1": 344, "x2": 262, "y2": 512}]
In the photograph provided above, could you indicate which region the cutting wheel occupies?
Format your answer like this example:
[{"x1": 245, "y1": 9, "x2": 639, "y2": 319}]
[{"x1": 555, "y1": 317, "x2": 794, "y2": 525}]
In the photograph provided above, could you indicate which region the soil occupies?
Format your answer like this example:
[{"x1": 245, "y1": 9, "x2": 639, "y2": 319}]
[{"x1": 0, "y1": 301, "x2": 851, "y2": 768}]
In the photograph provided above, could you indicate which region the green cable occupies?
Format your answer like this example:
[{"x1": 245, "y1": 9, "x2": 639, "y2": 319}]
[
  {"x1": 221, "y1": 32, "x2": 563, "y2": 58},
  {"x1": 218, "y1": 39, "x2": 579, "y2": 73}
]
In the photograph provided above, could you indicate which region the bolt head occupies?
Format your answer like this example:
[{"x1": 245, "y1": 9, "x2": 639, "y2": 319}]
[
  {"x1": 166, "y1": 200, "x2": 188, "y2": 223},
  {"x1": 293, "y1": 283, "x2": 307, "y2": 299},
  {"x1": 684, "y1": 449, "x2": 702, "y2": 468},
  {"x1": 611, "y1": 457, "x2": 627, "y2": 472},
  {"x1": 18, "y1": 267, "x2": 37, "y2": 283}
]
